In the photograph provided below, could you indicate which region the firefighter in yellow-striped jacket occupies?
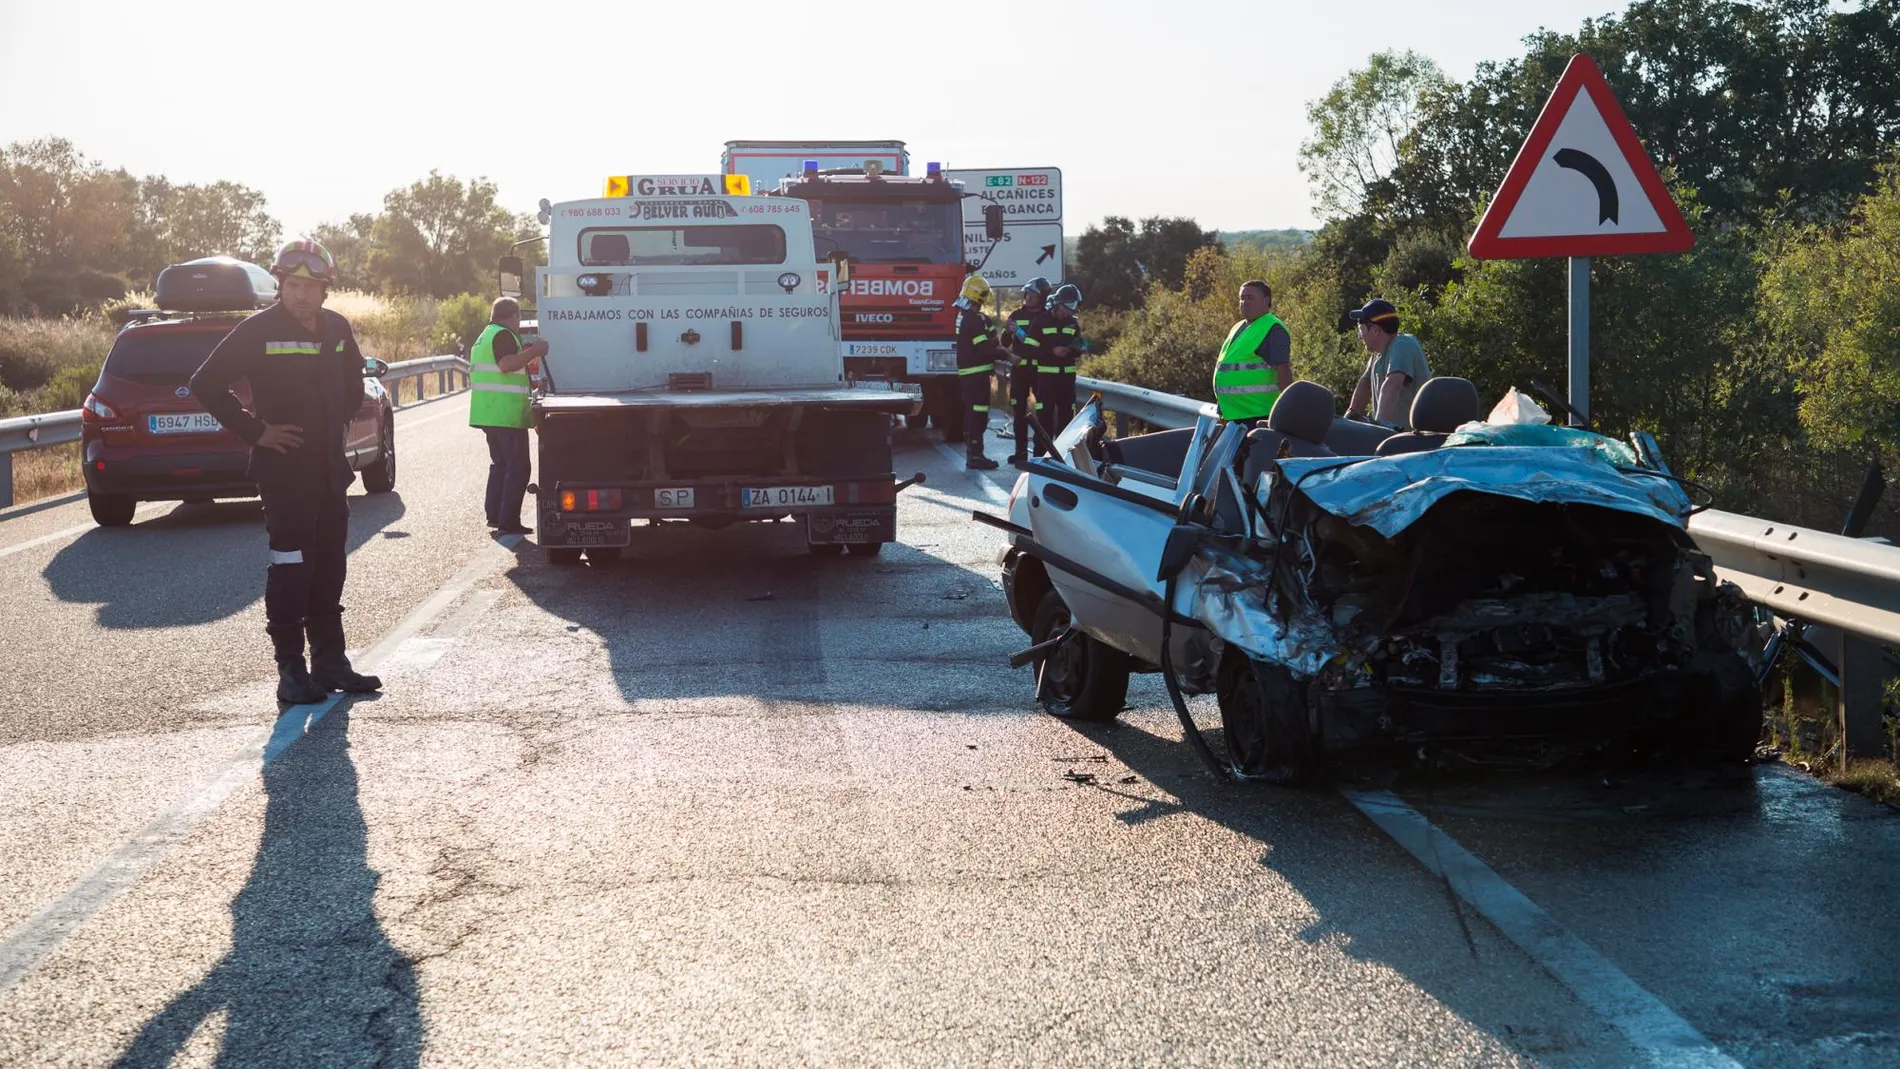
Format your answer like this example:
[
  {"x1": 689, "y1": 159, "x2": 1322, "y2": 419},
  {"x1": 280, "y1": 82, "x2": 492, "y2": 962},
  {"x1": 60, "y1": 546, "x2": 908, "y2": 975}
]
[{"x1": 953, "y1": 275, "x2": 1003, "y2": 470}]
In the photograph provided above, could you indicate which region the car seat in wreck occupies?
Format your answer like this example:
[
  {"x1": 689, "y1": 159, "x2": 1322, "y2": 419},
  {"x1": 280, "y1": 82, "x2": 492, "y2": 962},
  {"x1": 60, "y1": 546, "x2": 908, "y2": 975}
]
[{"x1": 1373, "y1": 377, "x2": 1481, "y2": 456}]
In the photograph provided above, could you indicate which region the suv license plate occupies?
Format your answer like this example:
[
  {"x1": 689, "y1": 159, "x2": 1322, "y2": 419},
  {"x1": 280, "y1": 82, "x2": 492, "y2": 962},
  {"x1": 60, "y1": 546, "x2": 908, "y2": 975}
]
[
  {"x1": 149, "y1": 412, "x2": 222, "y2": 435},
  {"x1": 741, "y1": 485, "x2": 833, "y2": 509}
]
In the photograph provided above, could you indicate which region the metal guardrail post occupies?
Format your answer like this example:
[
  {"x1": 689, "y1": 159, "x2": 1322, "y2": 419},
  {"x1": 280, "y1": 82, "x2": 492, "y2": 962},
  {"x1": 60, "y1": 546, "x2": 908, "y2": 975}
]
[
  {"x1": 1837, "y1": 633, "x2": 1891, "y2": 765},
  {"x1": 2, "y1": 454, "x2": 12, "y2": 510}
]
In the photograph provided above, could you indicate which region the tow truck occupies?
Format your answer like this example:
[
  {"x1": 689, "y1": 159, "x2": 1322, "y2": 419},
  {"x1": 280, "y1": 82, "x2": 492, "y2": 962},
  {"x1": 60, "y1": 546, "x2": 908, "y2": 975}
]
[
  {"x1": 499, "y1": 174, "x2": 923, "y2": 565},
  {"x1": 723, "y1": 142, "x2": 1004, "y2": 441}
]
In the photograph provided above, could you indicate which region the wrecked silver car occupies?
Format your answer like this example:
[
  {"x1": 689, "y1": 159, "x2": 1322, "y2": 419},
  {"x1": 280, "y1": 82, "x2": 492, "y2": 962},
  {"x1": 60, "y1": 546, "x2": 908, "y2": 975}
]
[{"x1": 986, "y1": 381, "x2": 1761, "y2": 780}]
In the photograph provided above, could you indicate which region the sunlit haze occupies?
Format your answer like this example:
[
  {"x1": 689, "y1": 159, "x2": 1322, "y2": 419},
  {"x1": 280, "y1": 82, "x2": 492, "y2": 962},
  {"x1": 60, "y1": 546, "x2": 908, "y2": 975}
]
[{"x1": 2, "y1": 0, "x2": 1632, "y2": 242}]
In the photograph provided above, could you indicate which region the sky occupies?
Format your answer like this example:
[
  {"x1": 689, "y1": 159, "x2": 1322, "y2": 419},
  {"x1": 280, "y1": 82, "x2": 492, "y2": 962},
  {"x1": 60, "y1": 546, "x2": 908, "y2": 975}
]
[{"x1": 0, "y1": 0, "x2": 1634, "y2": 243}]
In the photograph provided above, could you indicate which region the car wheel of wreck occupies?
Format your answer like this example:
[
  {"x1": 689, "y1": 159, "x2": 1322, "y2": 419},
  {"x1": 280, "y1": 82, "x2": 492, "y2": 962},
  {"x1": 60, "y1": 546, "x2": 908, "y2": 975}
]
[
  {"x1": 1218, "y1": 653, "x2": 1315, "y2": 782},
  {"x1": 1031, "y1": 590, "x2": 1129, "y2": 721},
  {"x1": 1691, "y1": 651, "x2": 1765, "y2": 763}
]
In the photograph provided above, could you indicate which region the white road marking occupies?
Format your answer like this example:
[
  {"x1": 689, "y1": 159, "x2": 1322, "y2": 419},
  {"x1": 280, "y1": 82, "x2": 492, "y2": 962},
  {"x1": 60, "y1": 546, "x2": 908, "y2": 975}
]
[
  {"x1": 0, "y1": 535, "x2": 523, "y2": 995},
  {"x1": 0, "y1": 398, "x2": 468, "y2": 560},
  {"x1": 0, "y1": 503, "x2": 170, "y2": 561},
  {"x1": 930, "y1": 440, "x2": 1013, "y2": 508},
  {"x1": 1341, "y1": 788, "x2": 1744, "y2": 1069}
]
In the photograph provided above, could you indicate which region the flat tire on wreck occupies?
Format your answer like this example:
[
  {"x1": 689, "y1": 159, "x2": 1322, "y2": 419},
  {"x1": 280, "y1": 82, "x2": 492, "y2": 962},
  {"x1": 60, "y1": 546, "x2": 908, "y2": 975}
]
[
  {"x1": 1218, "y1": 654, "x2": 1315, "y2": 782},
  {"x1": 1031, "y1": 590, "x2": 1130, "y2": 722}
]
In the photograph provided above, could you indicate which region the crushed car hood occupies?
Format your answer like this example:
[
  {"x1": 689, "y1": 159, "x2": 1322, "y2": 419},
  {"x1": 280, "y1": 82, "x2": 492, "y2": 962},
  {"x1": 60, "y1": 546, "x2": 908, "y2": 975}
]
[{"x1": 1274, "y1": 446, "x2": 1693, "y2": 538}]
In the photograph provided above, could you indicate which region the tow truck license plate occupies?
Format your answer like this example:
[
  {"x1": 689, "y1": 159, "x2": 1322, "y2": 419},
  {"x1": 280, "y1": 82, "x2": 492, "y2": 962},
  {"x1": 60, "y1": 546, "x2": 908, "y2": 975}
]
[
  {"x1": 741, "y1": 485, "x2": 833, "y2": 509},
  {"x1": 655, "y1": 488, "x2": 695, "y2": 509},
  {"x1": 149, "y1": 412, "x2": 222, "y2": 435}
]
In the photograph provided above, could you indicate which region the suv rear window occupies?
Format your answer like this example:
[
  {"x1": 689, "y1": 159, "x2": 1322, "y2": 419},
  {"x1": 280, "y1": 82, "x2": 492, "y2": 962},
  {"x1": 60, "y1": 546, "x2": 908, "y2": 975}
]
[{"x1": 104, "y1": 327, "x2": 230, "y2": 382}]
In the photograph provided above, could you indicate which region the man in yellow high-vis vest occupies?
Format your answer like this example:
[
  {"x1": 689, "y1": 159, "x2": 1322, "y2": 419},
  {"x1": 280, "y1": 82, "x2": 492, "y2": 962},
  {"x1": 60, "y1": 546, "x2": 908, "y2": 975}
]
[
  {"x1": 469, "y1": 297, "x2": 547, "y2": 534},
  {"x1": 1212, "y1": 280, "x2": 1292, "y2": 421}
]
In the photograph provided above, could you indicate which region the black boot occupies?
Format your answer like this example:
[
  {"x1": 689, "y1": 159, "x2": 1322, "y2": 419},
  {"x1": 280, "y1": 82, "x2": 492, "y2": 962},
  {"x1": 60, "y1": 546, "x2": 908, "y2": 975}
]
[
  {"x1": 966, "y1": 448, "x2": 999, "y2": 470},
  {"x1": 270, "y1": 624, "x2": 326, "y2": 705},
  {"x1": 307, "y1": 614, "x2": 382, "y2": 694},
  {"x1": 277, "y1": 661, "x2": 327, "y2": 705}
]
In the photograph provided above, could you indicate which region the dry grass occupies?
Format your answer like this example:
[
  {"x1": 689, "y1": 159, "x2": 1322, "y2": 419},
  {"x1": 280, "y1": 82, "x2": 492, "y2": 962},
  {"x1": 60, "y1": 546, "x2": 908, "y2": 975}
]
[
  {"x1": 1828, "y1": 759, "x2": 1900, "y2": 805},
  {"x1": 0, "y1": 316, "x2": 115, "y2": 410},
  {"x1": 7, "y1": 442, "x2": 82, "y2": 504}
]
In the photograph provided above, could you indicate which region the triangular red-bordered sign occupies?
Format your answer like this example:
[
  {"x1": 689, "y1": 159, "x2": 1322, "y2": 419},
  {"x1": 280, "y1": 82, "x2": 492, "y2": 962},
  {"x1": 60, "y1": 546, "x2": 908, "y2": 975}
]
[{"x1": 1468, "y1": 53, "x2": 1693, "y2": 259}]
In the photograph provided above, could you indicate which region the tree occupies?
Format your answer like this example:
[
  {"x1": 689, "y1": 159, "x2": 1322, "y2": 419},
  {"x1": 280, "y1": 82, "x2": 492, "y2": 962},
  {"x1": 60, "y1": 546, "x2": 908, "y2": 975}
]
[
  {"x1": 312, "y1": 213, "x2": 376, "y2": 290},
  {"x1": 135, "y1": 179, "x2": 282, "y2": 268},
  {"x1": 0, "y1": 138, "x2": 141, "y2": 311},
  {"x1": 1132, "y1": 216, "x2": 1221, "y2": 291},
  {"x1": 0, "y1": 139, "x2": 138, "y2": 270},
  {"x1": 364, "y1": 172, "x2": 518, "y2": 298},
  {"x1": 1070, "y1": 215, "x2": 1220, "y2": 313},
  {"x1": 1761, "y1": 160, "x2": 1900, "y2": 461},
  {"x1": 1299, "y1": 51, "x2": 1448, "y2": 220}
]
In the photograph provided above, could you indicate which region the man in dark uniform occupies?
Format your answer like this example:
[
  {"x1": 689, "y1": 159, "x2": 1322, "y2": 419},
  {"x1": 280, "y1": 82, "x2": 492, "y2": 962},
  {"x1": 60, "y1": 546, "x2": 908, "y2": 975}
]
[
  {"x1": 190, "y1": 239, "x2": 382, "y2": 705},
  {"x1": 1029, "y1": 284, "x2": 1087, "y2": 437},
  {"x1": 1001, "y1": 276, "x2": 1051, "y2": 463},
  {"x1": 953, "y1": 274, "x2": 1002, "y2": 470}
]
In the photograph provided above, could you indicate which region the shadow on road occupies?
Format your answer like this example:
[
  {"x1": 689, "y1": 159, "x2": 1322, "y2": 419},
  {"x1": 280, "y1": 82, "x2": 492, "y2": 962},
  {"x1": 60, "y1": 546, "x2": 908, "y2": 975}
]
[
  {"x1": 502, "y1": 437, "x2": 1016, "y2": 712},
  {"x1": 111, "y1": 708, "x2": 421, "y2": 1068},
  {"x1": 42, "y1": 490, "x2": 407, "y2": 630},
  {"x1": 1058, "y1": 712, "x2": 1778, "y2": 1062}
]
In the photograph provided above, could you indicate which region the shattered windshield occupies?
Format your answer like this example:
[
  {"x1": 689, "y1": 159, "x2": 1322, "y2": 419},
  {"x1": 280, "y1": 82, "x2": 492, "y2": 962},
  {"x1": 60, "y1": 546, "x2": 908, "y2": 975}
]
[{"x1": 808, "y1": 198, "x2": 963, "y2": 264}]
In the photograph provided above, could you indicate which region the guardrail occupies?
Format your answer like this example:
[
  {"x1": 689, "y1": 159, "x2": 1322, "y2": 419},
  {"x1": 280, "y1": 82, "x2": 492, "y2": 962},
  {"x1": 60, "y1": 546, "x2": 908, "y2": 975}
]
[
  {"x1": 0, "y1": 355, "x2": 470, "y2": 509},
  {"x1": 1077, "y1": 374, "x2": 1900, "y2": 760}
]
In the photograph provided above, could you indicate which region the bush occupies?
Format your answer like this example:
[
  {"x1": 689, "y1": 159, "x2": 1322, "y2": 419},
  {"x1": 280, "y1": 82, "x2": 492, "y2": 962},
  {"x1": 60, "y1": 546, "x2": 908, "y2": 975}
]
[
  {"x1": 1086, "y1": 243, "x2": 1371, "y2": 409},
  {"x1": 351, "y1": 294, "x2": 441, "y2": 362},
  {"x1": 0, "y1": 316, "x2": 114, "y2": 392},
  {"x1": 34, "y1": 364, "x2": 100, "y2": 411},
  {"x1": 99, "y1": 291, "x2": 156, "y2": 327},
  {"x1": 0, "y1": 381, "x2": 23, "y2": 418},
  {"x1": 18, "y1": 269, "x2": 128, "y2": 317},
  {"x1": 434, "y1": 292, "x2": 492, "y2": 355}
]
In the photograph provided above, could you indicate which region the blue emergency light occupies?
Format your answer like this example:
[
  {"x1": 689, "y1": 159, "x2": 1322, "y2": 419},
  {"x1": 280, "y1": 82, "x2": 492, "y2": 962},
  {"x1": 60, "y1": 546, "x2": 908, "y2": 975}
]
[
  {"x1": 926, "y1": 161, "x2": 942, "y2": 176},
  {"x1": 803, "y1": 160, "x2": 819, "y2": 174}
]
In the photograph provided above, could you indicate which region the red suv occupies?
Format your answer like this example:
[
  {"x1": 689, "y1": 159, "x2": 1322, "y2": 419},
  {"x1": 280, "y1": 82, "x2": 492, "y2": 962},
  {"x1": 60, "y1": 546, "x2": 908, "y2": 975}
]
[{"x1": 80, "y1": 257, "x2": 397, "y2": 527}]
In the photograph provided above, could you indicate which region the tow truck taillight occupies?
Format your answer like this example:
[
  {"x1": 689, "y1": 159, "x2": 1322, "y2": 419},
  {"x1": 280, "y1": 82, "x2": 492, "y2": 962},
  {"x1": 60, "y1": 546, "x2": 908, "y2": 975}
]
[
  {"x1": 81, "y1": 394, "x2": 119, "y2": 423},
  {"x1": 560, "y1": 488, "x2": 623, "y2": 512}
]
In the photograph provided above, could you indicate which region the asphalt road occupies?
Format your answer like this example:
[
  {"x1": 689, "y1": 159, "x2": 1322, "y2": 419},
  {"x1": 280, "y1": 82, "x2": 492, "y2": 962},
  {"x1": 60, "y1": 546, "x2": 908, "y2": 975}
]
[{"x1": 0, "y1": 396, "x2": 1895, "y2": 1067}]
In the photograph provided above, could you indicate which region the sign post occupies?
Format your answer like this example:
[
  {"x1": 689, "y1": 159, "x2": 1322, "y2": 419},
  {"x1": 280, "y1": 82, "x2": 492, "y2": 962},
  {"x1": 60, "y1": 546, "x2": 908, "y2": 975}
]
[
  {"x1": 1467, "y1": 54, "x2": 1693, "y2": 425},
  {"x1": 1569, "y1": 256, "x2": 1589, "y2": 425}
]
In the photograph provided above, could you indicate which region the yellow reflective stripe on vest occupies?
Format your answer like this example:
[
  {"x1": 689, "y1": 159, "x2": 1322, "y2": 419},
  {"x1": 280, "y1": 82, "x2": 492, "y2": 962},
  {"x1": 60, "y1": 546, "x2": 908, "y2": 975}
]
[
  {"x1": 971, "y1": 333, "x2": 989, "y2": 345},
  {"x1": 265, "y1": 341, "x2": 323, "y2": 355},
  {"x1": 957, "y1": 363, "x2": 993, "y2": 375},
  {"x1": 471, "y1": 382, "x2": 532, "y2": 394}
]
